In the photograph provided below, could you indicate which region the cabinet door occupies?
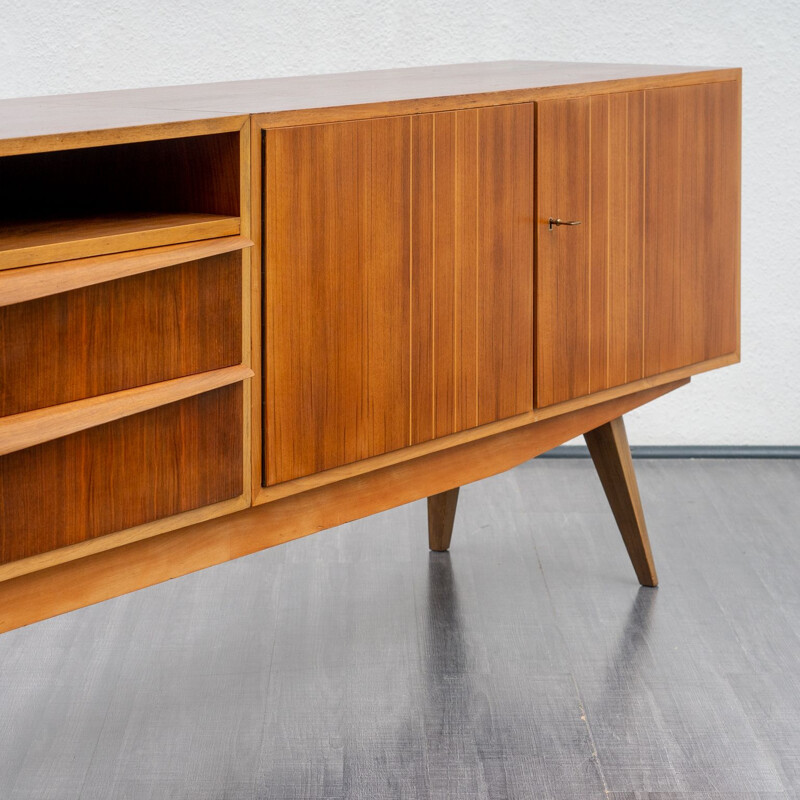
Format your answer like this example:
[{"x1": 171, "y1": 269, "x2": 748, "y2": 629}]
[
  {"x1": 264, "y1": 105, "x2": 534, "y2": 485},
  {"x1": 535, "y1": 81, "x2": 739, "y2": 407}
]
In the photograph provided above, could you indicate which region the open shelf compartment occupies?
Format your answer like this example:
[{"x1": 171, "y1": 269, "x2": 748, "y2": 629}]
[{"x1": 0, "y1": 131, "x2": 241, "y2": 269}]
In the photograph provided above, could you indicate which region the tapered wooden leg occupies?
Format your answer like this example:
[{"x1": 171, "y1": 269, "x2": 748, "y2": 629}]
[
  {"x1": 584, "y1": 416, "x2": 658, "y2": 587},
  {"x1": 428, "y1": 487, "x2": 460, "y2": 552}
]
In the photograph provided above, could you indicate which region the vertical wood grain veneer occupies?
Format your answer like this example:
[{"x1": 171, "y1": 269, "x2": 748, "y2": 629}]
[
  {"x1": 536, "y1": 91, "x2": 646, "y2": 407},
  {"x1": 536, "y1": 80, "x2": 739, "y2": 407},
  {"x1": 643, "y1": 80, "x2": 740, "y2": 375},
  {"x1": 264, "y1": 116, "x2": 411, "y2": 485},
  {"x1": 263, "y1": 103, "x2": 534, "y2": 485}
]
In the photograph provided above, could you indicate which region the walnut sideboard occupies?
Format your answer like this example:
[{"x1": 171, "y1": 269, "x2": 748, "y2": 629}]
[{"x1": 0, "y1": 61, "x2": 741, "y2": 633}]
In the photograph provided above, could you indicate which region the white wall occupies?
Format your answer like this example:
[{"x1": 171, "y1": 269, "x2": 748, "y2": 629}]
[{"x1": 1, "y1": 0, "x2": 798, "y2": 445}]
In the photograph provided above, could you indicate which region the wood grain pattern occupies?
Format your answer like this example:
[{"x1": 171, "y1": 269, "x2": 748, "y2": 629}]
[
  {"x1": 0, "y1": 213, "x2": 240, "y2": 271},
  {"x1": 264, "y1": 104, "x2": 533, "y2": 484},
  {"x1": 536, "y1": 80, "x2": 739, "y2": 406},
  {"x1": 0, "y1": 384, "x2": 243, "y2": 565},
  {"x1": 427, "y1": 487, "x2": 459, "y2": 552},
  {"x1": 264, "y1": 116, "x2": 411, "y2": 485},
  {"x1": 643, "y1": 80, "x2": 740, "y2": 375},
  {"x1": 254, "y1": 355, "x2": 742, "y2": 507},
  {"x1": 0, "y1": 365, "x2": 252, "y2": 457},
  {"x1": 0, "y1": 378, "x2": 686, "y2": 632},
  {"x1": 0, "y1": 253, "x2": 243, "y2": 416},
  {"x1": 584, "y1": 416, "x2": 658, "y2": 586},
  {"x1": 476, "y1": 103, "x2": 535, "y2": 426},
  {"x1": 536, "y1": 91, "x2": 646, "y2": 407},
  {"x1": 0, "y1": 235, "x2": 251, "y2": 307},
  {"x1": 536, "y1": 96, "x2": 591, "y2": 407},
  {"x1": 0, "y1": 62, "x2": 738, "y2": 156}
]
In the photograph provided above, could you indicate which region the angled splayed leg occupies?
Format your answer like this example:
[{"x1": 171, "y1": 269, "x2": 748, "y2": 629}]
[{"x1": 584, "y1": 416, "x2": 658, "y2": 587}]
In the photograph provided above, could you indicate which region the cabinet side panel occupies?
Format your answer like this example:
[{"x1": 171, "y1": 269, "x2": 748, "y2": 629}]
[{"x1": 643, "y1": 81, "x2": 739, "y2": 374}]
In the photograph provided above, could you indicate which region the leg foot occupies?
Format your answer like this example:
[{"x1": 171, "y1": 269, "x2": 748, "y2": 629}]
[
  {"x1": 584, "y1": 416, "x2": 658, "y2": 587},
  {"x1": 428, "y1": 487, "x2": 460, "y2": 552}
]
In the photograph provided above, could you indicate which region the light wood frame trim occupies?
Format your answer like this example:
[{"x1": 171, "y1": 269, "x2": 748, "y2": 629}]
[
  {"x1": 238, "y1": 119, "x2": 254, "y2": 508},
  {"x1": 0, "y1": 378, "x2": 687, "y2": 632},
  {"x1": 249, "y1": 116, "x2": 265, "y2": 500},
  {"x1": 0, "y1": 115, "x2": 250, "y2": 158},
  {"x1": 0, "y1": 235, "x2": 253, "y2": 307},
  {"x1": 0, "y1": 216, "x2": 242, "y2": 272},
  {"x1": 0, "y1": 364, "x2": 253, "y2": 457},
  {"x1": 0, "y1": 494, "x2": 250, "y2": 584}
]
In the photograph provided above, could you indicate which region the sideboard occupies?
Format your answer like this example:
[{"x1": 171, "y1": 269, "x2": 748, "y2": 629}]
[{"x1": 0, "y1": 62, "x2": 741, "y2": 633}]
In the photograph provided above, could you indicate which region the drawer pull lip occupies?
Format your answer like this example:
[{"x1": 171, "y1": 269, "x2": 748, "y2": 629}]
[
  {"x1": 548, "y1": 217, "x2": 582, "y2": 230},
  {"x1": 0, "y1": 235, "x2": 253, "y2": 308},
  {"x1": 0, "y1": 364, "x2": 253, "y2": 457}
]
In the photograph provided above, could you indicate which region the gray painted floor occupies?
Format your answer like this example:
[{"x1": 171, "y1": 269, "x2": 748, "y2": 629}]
[{"x1": 1, "y1": 458, "x2": 800, "y2": 799}]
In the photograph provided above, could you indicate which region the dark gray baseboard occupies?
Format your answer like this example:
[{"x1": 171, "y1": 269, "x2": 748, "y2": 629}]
[{"x1": 540, "y1": 445, "x2": 800, "y2": 459}]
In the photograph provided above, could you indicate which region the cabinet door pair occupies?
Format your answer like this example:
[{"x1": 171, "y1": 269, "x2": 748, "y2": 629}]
[
  {"x1": 263, "y1": 82, "x2": 739, "y2": 485},
  {"x1": 537, "y1": 81, "x2": 739, "y2": 406}
]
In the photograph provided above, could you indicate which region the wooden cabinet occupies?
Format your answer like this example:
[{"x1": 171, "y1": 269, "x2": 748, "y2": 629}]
[
  {"x1": 264, "y1": 104, "x2": 534, "y2": 484},
  {"x1": 536, "y1": 81, "x2": 740, "y2": 407},
  {"x1": 0, "y1": 62, "x2": 741, "y2": 632}
]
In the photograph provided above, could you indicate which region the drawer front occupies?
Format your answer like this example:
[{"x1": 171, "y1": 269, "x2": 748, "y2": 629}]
[
  {"x1": 0, "y1": 384, "x2": 243, "y2": 564},
  {"x1": 0, "y1": 250, "x2": 242, "y2": 416}
]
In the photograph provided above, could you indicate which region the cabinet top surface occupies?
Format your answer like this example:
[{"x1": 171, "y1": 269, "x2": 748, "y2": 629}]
[{"x1": 0, "y1": 60, "x2": 738, "y2": 152}]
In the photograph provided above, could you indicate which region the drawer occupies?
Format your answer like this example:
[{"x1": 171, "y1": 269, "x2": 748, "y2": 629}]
[
  {"x1": 0, "y1": 249, "x2": 242, "y2": 416},
  {"x1": 0, "y1": 383, "x2": 243, "y2": 564}
]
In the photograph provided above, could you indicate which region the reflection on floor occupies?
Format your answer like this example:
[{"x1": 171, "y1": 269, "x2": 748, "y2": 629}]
[{"x1": 1, "y1": 458, "x2": 799, "y2": 799}]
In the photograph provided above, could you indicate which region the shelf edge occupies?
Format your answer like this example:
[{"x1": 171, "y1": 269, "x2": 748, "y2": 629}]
[
  {"x1": 0, "y1": 234, "x2": 253, "y2": 307},
  {"x1": 0, "y1": 364, "x2": 253, "y2": 457}
]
